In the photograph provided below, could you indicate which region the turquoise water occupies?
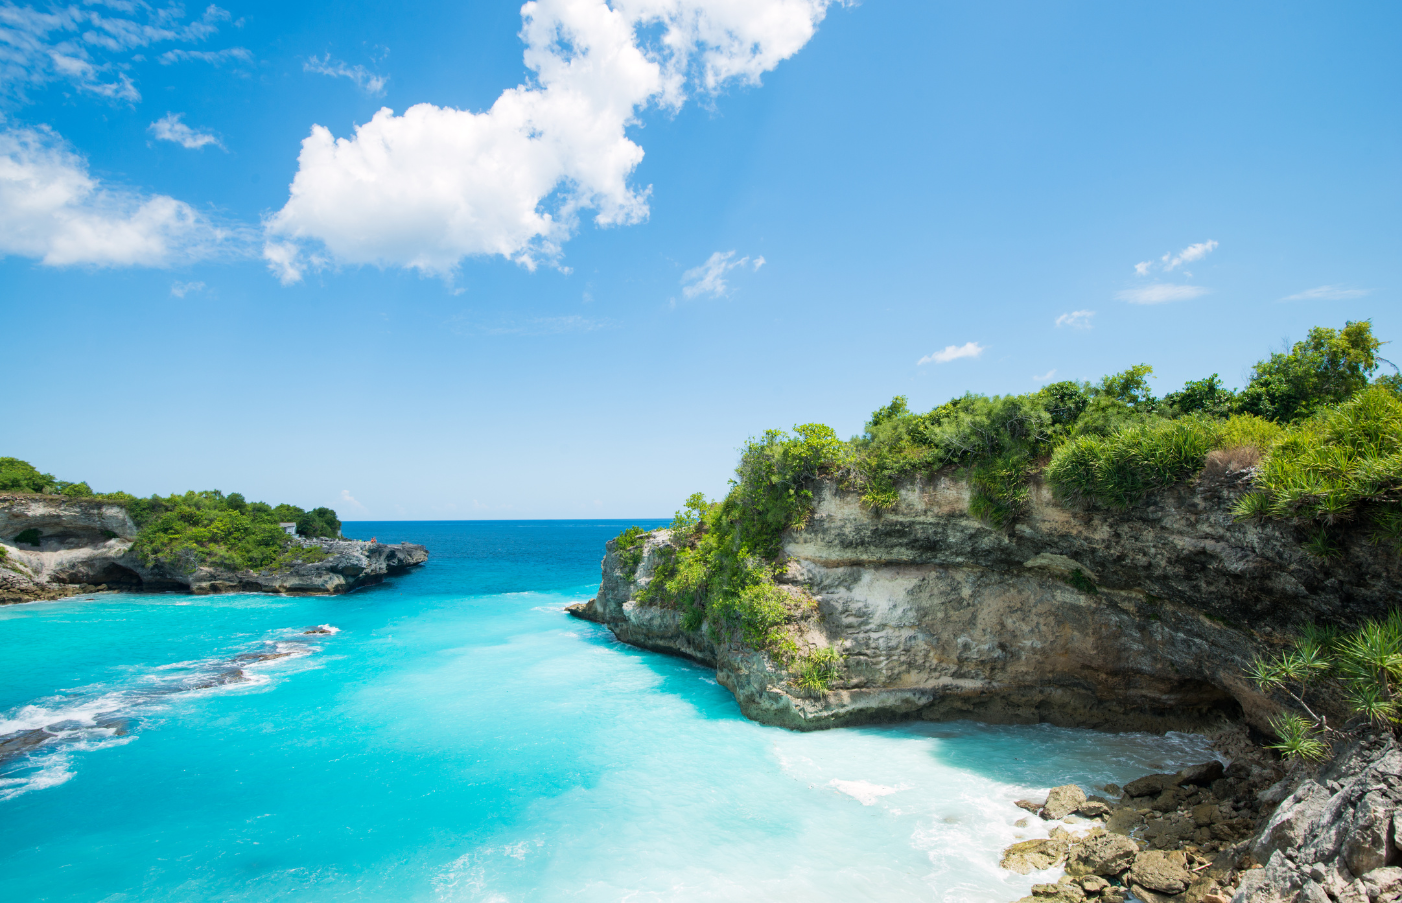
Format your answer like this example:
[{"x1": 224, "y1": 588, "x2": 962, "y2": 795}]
[{"x1": 1, "y1": 521, "x2": 1216, "y2": 902}]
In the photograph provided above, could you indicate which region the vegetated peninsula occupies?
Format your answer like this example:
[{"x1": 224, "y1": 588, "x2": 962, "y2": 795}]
[
  {"x1": 570, "y1": 320, "x2": 1402, "y2": 903},
  {"x1": 0, "y1": 462, "x2": 426, "y2": 602}
]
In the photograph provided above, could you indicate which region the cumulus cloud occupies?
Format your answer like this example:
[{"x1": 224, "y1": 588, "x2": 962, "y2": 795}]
[
  {"x1": 339, "y1": 489, "x2": 367, "y2": 511},
  {"x1": 918, "y1": 341, "x2": 983, "y2": 366},
  {"x1": 680, "y1": 249, "x2": 763, "y2": 298},
  {"x1": 1133, "y1": 239, "x2": 1218, "y2": 276},
  {"x1": 0, "y1": 3, "x2": 235, "y2": 102},
  {"x1": 1281, "y1": 285, "x2": 1371, "y2": 301},
  {"x1": 264, "y1": 0, "x2": 836, "y2": 282},
  {"x1": 1115, "y1": 284, "x2": 1210, "y2": 305},
  {"x1": 1055, "y1": 309, "x2": 1094, "y2": 329},
  {"x1": 1033, "y1": 369, "x2": 1057, "y2": 382},
  {"x1": 149, "y1": 113, "x2": 223, "y2": 150},
  {"x1": 305, "y1": 54, "x2": 387, "y2": 95},
  {"x1": 0, "y1": 126, "x2": 247, "y2": 266}
]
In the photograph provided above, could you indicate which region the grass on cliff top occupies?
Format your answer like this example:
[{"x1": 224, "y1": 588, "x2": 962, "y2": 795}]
[
  {"x1": 1, "y1": 459, "x2": 344, "y2": 573},
  {"x1": 614, "y1": 320, "x2": 1401, "y2": 662}
]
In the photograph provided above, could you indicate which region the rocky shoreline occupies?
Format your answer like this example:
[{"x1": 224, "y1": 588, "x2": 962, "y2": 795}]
[
  {"x1": 997, "y1": 729, "x2": 1402, "y2": 903},
  {"x1": 0, "y1": 495, "x2": 427, "y2": 602}
]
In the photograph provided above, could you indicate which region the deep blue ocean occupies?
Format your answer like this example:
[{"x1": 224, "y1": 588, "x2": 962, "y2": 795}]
[{"x1": 1, "y1": 521, "x2": 1215, "y2": 902}]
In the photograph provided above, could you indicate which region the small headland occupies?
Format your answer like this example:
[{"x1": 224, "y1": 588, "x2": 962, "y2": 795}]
[{"x1": 0, "y1": 462, "x2": 427, "y2": 603}]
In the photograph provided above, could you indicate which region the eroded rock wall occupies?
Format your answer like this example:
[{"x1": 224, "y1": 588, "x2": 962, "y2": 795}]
[{"x1": 571, "y1": 470, "x2": 1401, "y2": 734}]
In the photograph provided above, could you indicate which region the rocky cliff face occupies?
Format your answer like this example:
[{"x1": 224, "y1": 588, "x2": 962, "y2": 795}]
[
  {"x1": 570, "y1": 468, "x2": 1401, "y2": 735},
  {"x1": 0, "y1": 496, "x2": 427, "y2": 602}
]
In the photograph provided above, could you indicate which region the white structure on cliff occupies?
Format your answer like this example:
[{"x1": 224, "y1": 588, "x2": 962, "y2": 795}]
[{"x1": 278, "y1": 522, "x2": 297, "y2": 535}]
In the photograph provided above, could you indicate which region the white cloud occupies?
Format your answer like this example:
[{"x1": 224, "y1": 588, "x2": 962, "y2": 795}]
[
  {"x1": 1115, "y1": 284, "x2": 1210, "y2": 305},
  {"x1": 0, "y1": 126, "x2": 247, "y2": 267},
  {"x1": 0, "y1": 3, "x2": 235, "y2": 102},
  {"x1": 149, "y1": 113, "x2": 223, "y2": 150},
  {"x1": 339, "y1": 489, "x2": 367, "y2": 512},
  {"x1": 157, "y1": 47, "x2": 251, "y2": 65},
  {"x1": 305, "y1": 54, "x2": 387, "y2": 95},
  {"x1": 1281, "y1": 285, "x2": 1371, "y2": 301},
  {"x1": 1133, "y1": 239, "x2": 1218, "y2": 276},
  {"x1": 1164, "y1": 239, "x2": 1217, "y2": 271},
  {"x1": 264, "y1": 0, "x2": 836, "y2": 281},
  {"x1": 681, "y1": 249, "x2": 762, "y2": 298},
  {"x1": 170, "y1": 280, "x2": 205, "y2": 297},
  {"x1": 1055, "y1": 309, "x2": 1094, "y2": 329},
  {"x1": 918, "y1": 341, "x2": 983, "y2": 366},
  {"x1": 1033, "y1": 369, "x2": 1057, "y2": 382}
]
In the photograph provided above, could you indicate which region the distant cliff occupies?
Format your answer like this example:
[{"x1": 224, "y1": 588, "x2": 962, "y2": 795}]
[
  {"x1": 0, "y1": 496, "x2": 427, "y2": 602},
  {"x1": 570, "y1": 468, "x2": 1400, "y2": 736}
]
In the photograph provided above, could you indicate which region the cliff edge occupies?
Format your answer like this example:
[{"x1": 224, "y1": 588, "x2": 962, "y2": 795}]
[{"x1": 570, "y1": 469, "x2": 1400, "y2": 736}]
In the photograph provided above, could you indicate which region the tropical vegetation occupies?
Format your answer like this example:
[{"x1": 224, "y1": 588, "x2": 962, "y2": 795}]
[
  {"x1": 609, "y1": 320, "x2": 1399, "y2": 695},
  {"x1": 1, "y1": 461, "x2": 341, "y2": 572}
]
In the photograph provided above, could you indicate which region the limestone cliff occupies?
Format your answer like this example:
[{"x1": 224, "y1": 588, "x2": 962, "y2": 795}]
[
  {"x1": 570, "y1": 467, "x2": 1401, "y2": 735},
  {"x1": 0, "y1": 495, "x2": 427, "y2": 602}
]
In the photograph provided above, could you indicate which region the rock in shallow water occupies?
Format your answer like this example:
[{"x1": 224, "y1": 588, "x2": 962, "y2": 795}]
[{"x1": 1043, "y1": 784, "x2": 1089, "y2": 820}]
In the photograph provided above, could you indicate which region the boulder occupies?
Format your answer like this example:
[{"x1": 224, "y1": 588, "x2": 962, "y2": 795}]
[
  {"x1": 1125, "y1": 774, "x2": 1180, "y2": 798},
  {"x1": 1252, "y1": 781, "x2": 1331, "y2": 865},
  {"x1": 1342, "y1": 791, "x2": 1396, "y2": 878},
  {"x1": 1363, "y1": 867, "x2": 1402, "y2": 903},
  {"x1": 1044, "y1": 784, "x2": 1089, "y2": 820},
  {"x1": 1129, "y1": 851, "x2": 1193, "y2": 895},
  {"x1": 1066, "y1": 832, "x2": 1140, "y2": 877},
  {"x1": 1178, "y1": 761, "x2": 1226, "y2": 787},
  {"x1": 1002, "y1": 838, "x2": 1070, "y2": 874},
  {"x1": 1078, "y1": 876, "x2": 1110, "y2": 894},
  {"x1": 1077, "y1": 800, "x2": 1113, "y2": 819}
]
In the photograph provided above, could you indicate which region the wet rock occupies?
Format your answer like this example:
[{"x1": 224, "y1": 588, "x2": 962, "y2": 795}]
[
  {"x1": 1044, "y1": 785, "x2": 1089, "y2": 820},
  {"x1": 0, "y1": 728, "x2": 54, "y2": 763},
  {"x1": 1002, "y1": 837, "x2": 1072, "y2": 874},
  {"x1": 1017, "y1": 798, "x2": 1047, "y2": 813},
  {"x1": 1125, "y1": 774, "x2": 1181, "y2": 798},
  {"x1": 1129, "y1": 851, "x2": 1193, "y2": 895},
  {"x1": 1066, "y1": 832, "x2": 1139, "y2": 878},
  {"x1": 1078, "y1": 876, "x2": 1110, "y2": 895},
  {"x1": 1077, "y1": 800, "x2": 1114, "y2": 819}
]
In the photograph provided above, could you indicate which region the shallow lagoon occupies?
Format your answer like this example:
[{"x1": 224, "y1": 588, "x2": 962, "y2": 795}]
[{"x1": 0, "y1": 521, "x2": 1215, "y2": 902}]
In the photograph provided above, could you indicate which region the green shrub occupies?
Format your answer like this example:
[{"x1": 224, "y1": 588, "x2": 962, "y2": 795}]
[
  {"x1": 1236, "y1": 321, "x2": 1383, "y2": 422},
  {"x1": 1247, "y1": 611, "x2": 1402, "y2": 759},
  {"x1": 612, "y1": 524, "x2": 648, "y2": 574},
  {"x1": 793, "y1": 646, "x2": 843, "y2": 691},
  {"x1": 0, "y1": 458, "x2": 56, "y2": 494},
  {"x1": 14, "y1": 528, "x2": 41, "y2": 546},
  {"x1": 1240, "y1": 386, "x2": 1402, "y2": 529}
]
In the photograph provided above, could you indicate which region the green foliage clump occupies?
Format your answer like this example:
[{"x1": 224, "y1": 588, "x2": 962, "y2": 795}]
[
  {"x1": 612, "y1": 524, "x2": 648, "y2": 574},
  {"x1": 0, "y1": 458, "x2": 57, "y2": 493},
  {"x1": 1248, "y1": 613, "x2": 1402, "y2": 760},
  {"x1": 1236, "y1": 321, "x2": 1383, "y2": 423},
  {"x1": 129, "y1": 490, "x2": 337, "y2": 573},
  {"x1": 14, "y1": 528, "x2": 42, "y2": 547},
  {"x1": 793, "y1": 646, "x2": 843, "y2": 692},
  {"x1": 1232, "y1": 386, "x2": 1402, "y2": 540}
]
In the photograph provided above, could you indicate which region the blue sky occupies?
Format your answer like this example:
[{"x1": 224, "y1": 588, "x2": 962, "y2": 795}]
[{"x1": 2, "y1": 0, "x2": 1398, "y2": 519}]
